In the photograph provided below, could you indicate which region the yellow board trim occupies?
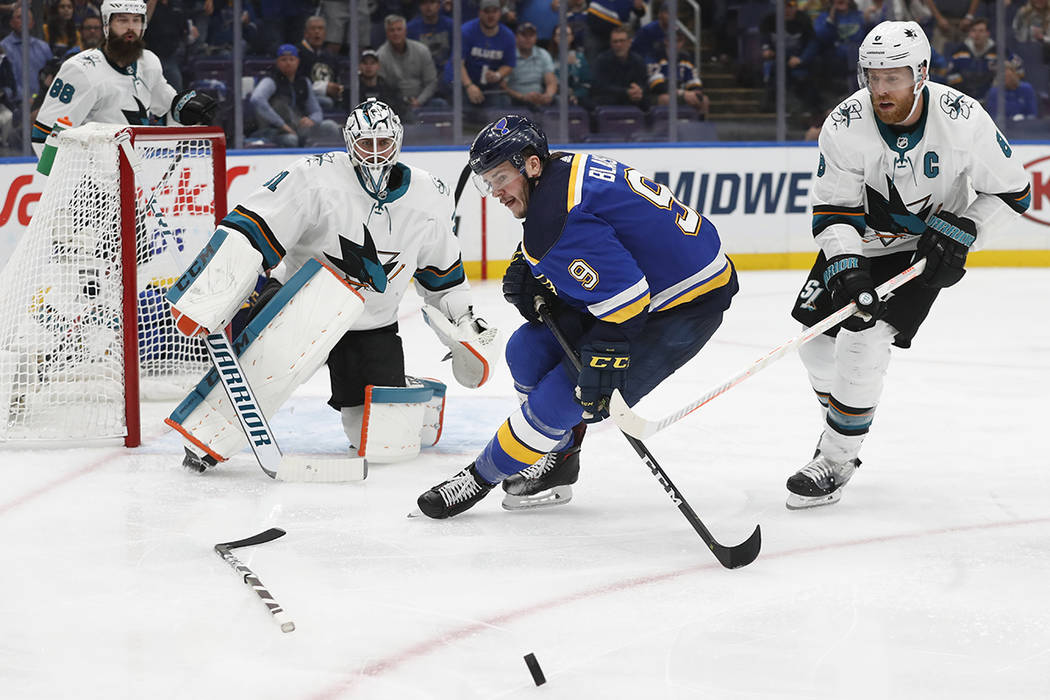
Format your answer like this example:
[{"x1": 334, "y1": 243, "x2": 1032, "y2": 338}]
[
  {"x1": 496, "y1": 421, "x2": 545, "y2": 465},
  {"x1": 465, "y1": 250, "x2": 1050, "y2": 281}
]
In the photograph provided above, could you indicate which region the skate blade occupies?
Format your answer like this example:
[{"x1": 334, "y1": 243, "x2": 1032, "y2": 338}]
[
  {"x1": 785, "y1": 490, "x2": 844, "y2": 510},
  {"x1": 502, "y1": 485, "x2": 573, "y2": 511}
]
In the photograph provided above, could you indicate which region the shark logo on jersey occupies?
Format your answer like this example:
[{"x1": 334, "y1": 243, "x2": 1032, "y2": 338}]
[
  {"x1": 308, "y1": 153, "x2": 336, "y2": 166},
  {"x1": 864, "y1": 176, "x2": 933, "y2": 245},
  {"x1": 432, "y1": 176, "x2": 448, "y2": 196},
  {"x1": 325, "y1": 224, "x2": 389, "y2": 292},
  {"x1": 831, "y1": 99, "x2": 863, "y2": 129},
  {"x1": 939, "y1": 92, "x2": 971, "y2": 120},
  {"x1": 121, "y1": 96, "x2": 150, "y2": 125}
]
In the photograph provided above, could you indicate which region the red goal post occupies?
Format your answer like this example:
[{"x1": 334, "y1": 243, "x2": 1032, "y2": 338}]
[{"x1": 0, "y1": 124, "x2": 228, "y2": 447}]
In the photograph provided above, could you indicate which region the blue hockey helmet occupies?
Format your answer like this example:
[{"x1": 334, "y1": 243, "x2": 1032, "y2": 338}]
[{"x1": 468, "y1": 115, "x2": 549, "y2": 195}]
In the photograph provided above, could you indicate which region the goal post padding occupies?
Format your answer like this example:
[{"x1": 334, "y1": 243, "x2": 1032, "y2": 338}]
[{"x1": 0, "y1": 124, "x2": 227, "y2": 446}]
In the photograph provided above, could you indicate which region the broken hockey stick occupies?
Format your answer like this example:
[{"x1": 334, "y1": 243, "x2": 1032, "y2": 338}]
[
  {"x1": 214, "y1": 527, "x2": 295, "y2": 633},
  {"x1": 608, "y1": 258, "x2": 928, "y2": 440},
  {"x1": 203, "y1": 331, "x2": 367, "y2": 482},
  {"x1": 535, "y1": 297, "x2": 761, "y2": 570}
]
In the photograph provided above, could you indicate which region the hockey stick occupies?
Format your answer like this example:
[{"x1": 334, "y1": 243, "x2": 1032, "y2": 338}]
[
  {"x1": 535, "y1": 297, "x2": 761, "y2": 570},
  {"x1": 608, "y1": 258, "x2": 928, "y2": 440},
  {"x1": 202, "y1": 331, "x2": 367, "y2": 481},
  {"x1": 214, "y1": 527, "x2": 295, "y2": 633}
]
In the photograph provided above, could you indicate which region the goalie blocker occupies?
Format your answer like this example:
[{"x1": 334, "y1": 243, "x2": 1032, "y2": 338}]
[{"x1": 166, "y1": 257, "x2": 364, "y2": 463}]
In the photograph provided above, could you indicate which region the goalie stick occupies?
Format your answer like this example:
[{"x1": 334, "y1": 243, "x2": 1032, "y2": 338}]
[
  {"x1": 535, "y1": 297, "x2": 761, "y2": 570},
  {"x1": 608, "y1": 258, "x2": 928, "y2": 440},
  {"x1": 214, "y1": 527, "x2": 295, "y2": 633},
  {"x1": 203, "y1": 331, "x2": 367, "y2": 481}
]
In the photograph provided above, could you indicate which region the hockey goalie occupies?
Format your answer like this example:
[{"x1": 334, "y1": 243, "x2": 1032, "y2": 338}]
[{"x1": 165, "y1": 98, "x2": 500, "y2": 471}]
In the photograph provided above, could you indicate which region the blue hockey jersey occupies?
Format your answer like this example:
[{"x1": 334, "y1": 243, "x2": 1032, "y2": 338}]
[{"x1": 522, "y1": 153, "x2": 733, "y2": 341}]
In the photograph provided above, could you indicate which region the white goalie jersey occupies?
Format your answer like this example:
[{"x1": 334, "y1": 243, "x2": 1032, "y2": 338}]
[
  {"x1": 220, "y1": 151, "x2": 472, "y2": 330},
  {"x1": 32, "y1": 48, "x2": 177, "y2": 156},
  {"x1": 812, "y1": 82, "x2": 1032, "y2": 260}
]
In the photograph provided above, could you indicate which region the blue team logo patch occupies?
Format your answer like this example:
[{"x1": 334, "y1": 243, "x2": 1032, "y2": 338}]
[{"x1": 493, "y1": 117, "x2": 510, "y2": 135}]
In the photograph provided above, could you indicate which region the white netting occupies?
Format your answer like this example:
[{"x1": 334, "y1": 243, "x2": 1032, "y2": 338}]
[{"x1": 0, "y1": 124, "x2": 222, "y2": 441}]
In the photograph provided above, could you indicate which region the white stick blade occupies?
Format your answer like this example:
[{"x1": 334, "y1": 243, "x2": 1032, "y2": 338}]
[{"x1": 608, "y1": 391, "x2": 658, "y2": 440}]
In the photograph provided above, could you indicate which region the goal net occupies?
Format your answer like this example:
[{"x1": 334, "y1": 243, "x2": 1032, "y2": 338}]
[{"x1": 0, "y1": 124, "x2": 227, "y2": 446}]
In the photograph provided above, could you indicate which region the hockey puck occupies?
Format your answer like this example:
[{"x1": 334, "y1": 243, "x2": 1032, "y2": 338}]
[{"x1": 524, "y1": 652, "x2": 546, "y2": 686}]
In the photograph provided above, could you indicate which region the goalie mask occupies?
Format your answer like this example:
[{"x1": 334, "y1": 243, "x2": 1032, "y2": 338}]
[
  {"x1": 345, "y1": 99, "x2": 403, "y2": 198},
  {"x1": 857, "y1": 21, "x2": 929, "y2": 114},
  {"x1": 100, "y1": 0, "x2": 147, "y2": 37}
]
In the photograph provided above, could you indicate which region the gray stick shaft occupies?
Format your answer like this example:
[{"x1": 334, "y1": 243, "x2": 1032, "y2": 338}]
[{"x1": 216, "y1": 546, "x2": 295, "y2": 632}]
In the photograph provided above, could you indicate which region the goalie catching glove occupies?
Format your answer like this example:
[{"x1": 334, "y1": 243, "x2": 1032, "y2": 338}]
[
  {"x1": 421, "y1": 305, "x2": 501, "y2": 388},
  {"x1": 575, "y1": 341, "x2": 630, "y2": 423}
]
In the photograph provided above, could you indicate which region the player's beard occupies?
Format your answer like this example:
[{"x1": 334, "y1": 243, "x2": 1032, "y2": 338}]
[
  {"x1": 870, "y1": 90, "x2": 916, "y2": 125},
  {"x1": 105, "y1": 31, "x2": 144, "y2": 66}
]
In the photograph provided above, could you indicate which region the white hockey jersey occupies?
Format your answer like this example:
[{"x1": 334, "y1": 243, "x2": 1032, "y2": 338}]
[
  {"x1": 32, "y1": 48, "x2": 177, "y2": 156},
  {"x1": 812, "y1": 82, "x2": 1031, "y2": 259},
  {"x1": 220, "y1": 151, "x2": 471, "y2": 331}
]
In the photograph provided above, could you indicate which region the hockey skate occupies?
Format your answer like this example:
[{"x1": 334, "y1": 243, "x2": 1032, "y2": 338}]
[
  {"x1": 417, "y1": 463, "x2": 495, "y2": 519},
  {"x1": 502, "y1": 444, "x2": 581, "y2": 510},
  {"x1": 182, "y1": 446, "x2": 217, "y2": 473},
  {"x1": 785, "y1": 452, "x2": 861, "y2": 510}
]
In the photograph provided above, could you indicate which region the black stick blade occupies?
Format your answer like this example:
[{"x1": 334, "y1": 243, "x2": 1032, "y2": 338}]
[
  {"x1": 711, "y1": 524, "x2": 761, "y2": 569},
  {"x1": 214, "y1": 528, "x2": 287, "y2": 553}
]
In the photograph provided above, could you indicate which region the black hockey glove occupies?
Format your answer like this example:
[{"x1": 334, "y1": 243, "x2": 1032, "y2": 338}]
[
  {"x1": 914, "y1": 212, "x2": 975, "y2": 289},
  {"x1": 503, "y1": 246, "x2": 555, "y2": 323},
  {"x1": 171, "y1": 89, "x2": 218, "y2": 126},
  {"x1": 575, "y1": 341, "x2": 630, "y2": 423},
  {"x1": 823, "y1": 254, "x2": 885, "y2": 331}
]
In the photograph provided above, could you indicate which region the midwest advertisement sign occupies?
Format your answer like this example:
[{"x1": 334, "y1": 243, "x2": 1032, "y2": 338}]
[{"x1": 0, "y1": 143, "x2": 1047, "y2": 271}]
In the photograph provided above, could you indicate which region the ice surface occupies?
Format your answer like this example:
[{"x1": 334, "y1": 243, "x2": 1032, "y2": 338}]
[{"x1": 2, "y1": 269, "x2": 1048, "y2": 699}]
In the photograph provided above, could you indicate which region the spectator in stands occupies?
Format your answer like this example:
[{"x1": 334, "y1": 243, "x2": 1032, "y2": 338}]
[
  {"x1": 358, "y1": 47, "x2": 409, "y2": 118},
  {"x1": 985, "y1": 55, "x2": 1039, "y2": 120},
  {"x1": 927, "y1": 0, "x2": 980, "y2": 52},
  {"x1": 946, "y1": 17, "x2": 999, "y2": 100},
  {"x1": 632, "y1": 1, "x2": 670, "y2": 68},
  {"x1": 378, "y1": 14, "x2": 444, "y2": 112},
  {"x1": 249, "y1": 43, "x2": 341, "y2": 148},
  {"x1": 1012, "y1": 0, "x2": 1050, "y2": 45},
  {"x1": 591, "y1": 25, "x2": 650, "y2": 110},
  {"x1": 298, "y1": 16, "x2": 343, "y2": 111},
  {"x1": 501, "y1": 22, "x2": 556, "y2": 110},
  {"x1": 78, "y1": 13, "x2": 103, "y2": 50},
  {"x1": 72, "y1": 0, "x2": 101, "y2": 25},
  {"x1": 811, "y1": 0, "x2": 865, "y2": 97},
  {"x1": 1, "y1": 7, "x2": 53, "y2": 100},
  {"x1": 407, "y1": 0, "x2": 453, "y2": 70},
  {"x1": 760, "y1": 0, "x2": 818, "y2": 107},
  {"x1": 319, "y1": 0, "x2": 369, "y2": 55},
  {"x1": 257, "y1": 0, "x2": 312, "y2": 55},
  {"x1": 584, "y1": 0, "x2": 646, "y2": 62},
  {"x1": 202, "y1": 0, "x2": 264, "y2": 55},
  {"x1": 558, "y1": 0, "x2": 590, "y2": 50},
  {"x1": 516, "y1": 0, "x2": 559, "y2": 42},
  {"x1": 144, "y1": 0, "x2": 194, "y2": 91},
  {"x1": 648, "y1": 30, "x2": 708, "y2": 118},
  {"x1": 449, "y1": 0, "x2": 516, "y2": 108},
  {"x1": 44, "y1": 0, "x2": 80, "y2": 57},
  {"x1": 551, "y1": 22, "x2": 592, "y2": 108}
]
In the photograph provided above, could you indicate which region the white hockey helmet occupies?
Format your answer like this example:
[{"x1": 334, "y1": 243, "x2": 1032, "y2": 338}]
[
  {"x1": 344, "y1": 98, "x2": 404, "y2": 197},
  {"x1": 100, "y1": 0, "x2": 148, "y2": 38},
  {"x1": 857, "y1": 20, "x2": 930, "y2": 96}
]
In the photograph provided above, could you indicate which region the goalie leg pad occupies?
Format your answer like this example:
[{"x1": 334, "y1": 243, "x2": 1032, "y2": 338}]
[
  {"x1": 412, "y1": 377, "x2": 446, "y2": 447},
  {"x1": 358, "y1": 383, "x2": 436, "y2": 463},
  {"x1": 166, "y1": 229, "x2": 264, "y2": 337},
  {"x1": 166, "y1": 258, "x2": 364, "y2": 461}
]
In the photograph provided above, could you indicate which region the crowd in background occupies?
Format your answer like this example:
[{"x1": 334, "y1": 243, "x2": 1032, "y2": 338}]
[{"x1": 0, "y1": 0, "x2": 1046, "y2": 150}]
